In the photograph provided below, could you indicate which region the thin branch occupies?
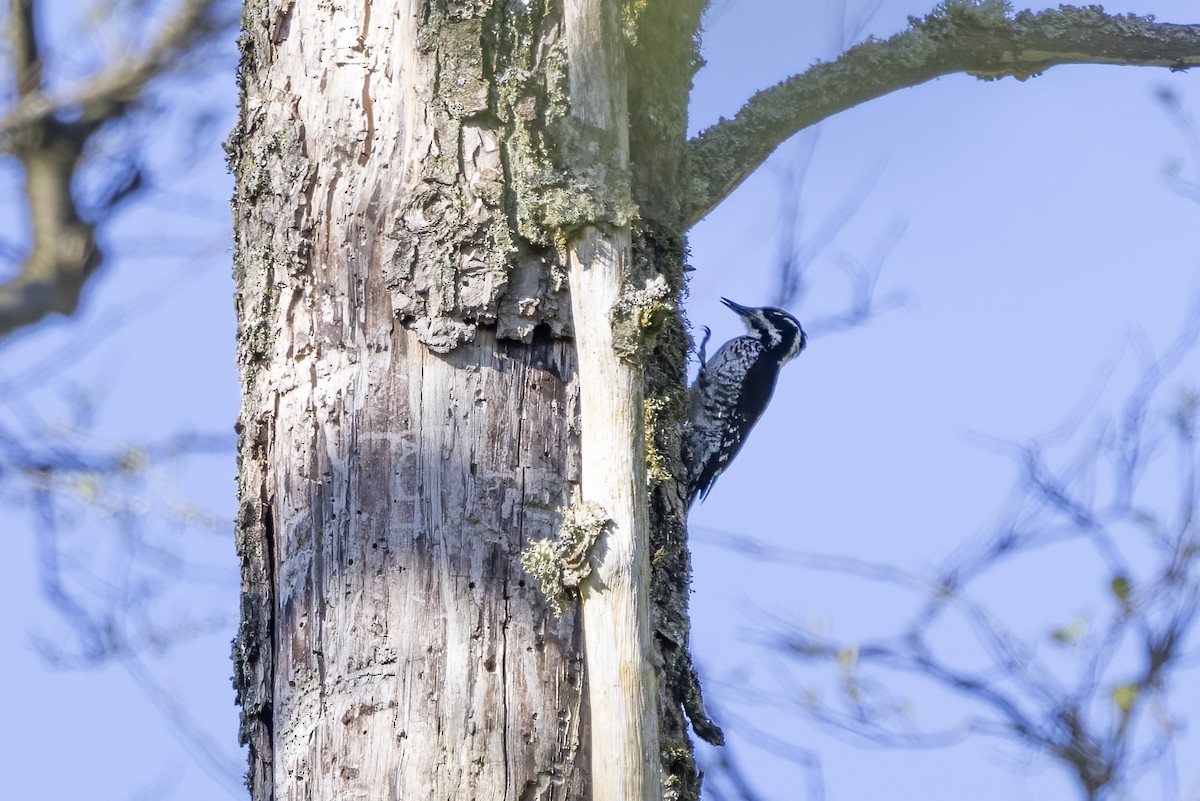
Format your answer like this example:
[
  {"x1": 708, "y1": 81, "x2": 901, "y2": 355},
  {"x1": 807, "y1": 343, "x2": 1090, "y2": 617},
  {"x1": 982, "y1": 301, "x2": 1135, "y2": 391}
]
[
  {"x1": 11, "y1": 0, "x2": 42, "y2": 98},
  {"x1": 692, "y1": 524, "x2": 931, "y2": 592},
  {"x1": 769, "y1": 155, "x2": 885, "y2": 310},
  {"x1": 120, "y1": 653, "x2": 246, "y2": 799},
  {"x1": 684, "y1": 4, "x2": 1200, "y2": 227},
  {"x1": 721, "y1": 317, "x2": 1200, "y2": 798},
  {"x1": 701, "y1": 705, "x2": 826, "y2": 801}
]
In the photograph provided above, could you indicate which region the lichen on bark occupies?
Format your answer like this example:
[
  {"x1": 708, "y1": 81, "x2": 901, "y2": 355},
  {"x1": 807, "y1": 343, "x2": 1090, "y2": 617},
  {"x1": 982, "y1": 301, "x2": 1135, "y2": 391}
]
[
  {"x1": 382, "y1": 0, "x2": 638, "y2": 352},
  {"x1": 521, "y1": 500, "x2": 612, "y2": 618}
]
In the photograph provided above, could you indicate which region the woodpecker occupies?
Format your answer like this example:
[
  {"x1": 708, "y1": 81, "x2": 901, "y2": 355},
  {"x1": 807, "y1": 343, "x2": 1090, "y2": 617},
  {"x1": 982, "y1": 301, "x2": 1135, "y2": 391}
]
[{"x1": 687, "y1": 298, "x2": 807, "y2": 505}]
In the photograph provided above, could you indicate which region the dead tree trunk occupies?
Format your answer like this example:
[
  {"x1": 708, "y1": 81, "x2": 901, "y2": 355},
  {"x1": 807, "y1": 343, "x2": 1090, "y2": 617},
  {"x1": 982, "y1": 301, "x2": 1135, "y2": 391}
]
[{"x1": 229, "y1": 0, "x2": 707, "y2": 798}]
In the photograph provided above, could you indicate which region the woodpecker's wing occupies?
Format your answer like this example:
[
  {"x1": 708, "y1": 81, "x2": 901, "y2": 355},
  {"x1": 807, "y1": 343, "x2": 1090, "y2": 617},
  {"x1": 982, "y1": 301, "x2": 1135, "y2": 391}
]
[{"x1": 688, "y1": 337, "x2": 768, "y2": 503}]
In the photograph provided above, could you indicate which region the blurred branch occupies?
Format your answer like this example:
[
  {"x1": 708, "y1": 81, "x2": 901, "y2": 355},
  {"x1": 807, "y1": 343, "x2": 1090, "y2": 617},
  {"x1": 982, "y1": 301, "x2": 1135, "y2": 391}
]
[
  {"x1": 2, "y1": 0, "x2": 223, "y2": 135},
  {"x1": 766, "y1": 159, "x2": 910, "y2": 338},
  {"x1": 0, "y1": 0, "x2": 225, "y2": 335},
  {"x1": 769, "y1": 156, "x2": 885, "y2": 310},
  {"x1": 685, "y1": 5, "x2": 1200, "y2": 227},
  {"x1": 701, "y1": 306, "x2": 1200, "y2": 800},
  {"x1": 121, "y1": 653, "x2": 246, "y2": 798},
  {"x1": 10, "y1": 403, "x2": 235, "y2": 663},
  {"x1": 27, "y1": 485, "x2": 242, "y2": 796},
  {"x1": 698, "y1": 700, "x2": 825, "y2": 801},
  {"x1": 1159, "y1": 86, "x2": 1200, "y2": 204},
  {"x1": 802, "y1": 221, "x2": 910, "y2": 338}
]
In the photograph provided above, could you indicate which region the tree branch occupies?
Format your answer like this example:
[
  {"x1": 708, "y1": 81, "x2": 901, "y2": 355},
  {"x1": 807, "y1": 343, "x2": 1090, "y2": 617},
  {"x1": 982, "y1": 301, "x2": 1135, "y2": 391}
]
[
  {"x1": 0, "y1": 0, "x2": 223, "y2": 336},
  {"x1": 1, "y1": 0, "x2": 221, "y2": 136},
  {"x1": 11, "y1": 0, "x2": 42, "y2": 98},
  {"x1": 684, "y1": 3, "x2": 1200, "y2": 227}
]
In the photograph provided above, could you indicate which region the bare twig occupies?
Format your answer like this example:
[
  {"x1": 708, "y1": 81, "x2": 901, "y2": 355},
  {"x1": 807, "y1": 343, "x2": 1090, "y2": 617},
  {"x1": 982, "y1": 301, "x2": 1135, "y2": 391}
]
[
  {"x1": 121, "y1": 653, "x2": 246, "y2": 798},
  {"x1": 700, "y1": 309, "x2": 1200, "y2": 799},
  {"x1": 761, "y1": 156, "x2": 909, "y2": 340}
]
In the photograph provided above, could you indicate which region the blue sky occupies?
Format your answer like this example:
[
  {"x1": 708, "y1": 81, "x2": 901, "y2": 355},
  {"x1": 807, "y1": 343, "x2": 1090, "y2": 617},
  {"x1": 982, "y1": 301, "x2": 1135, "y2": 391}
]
[
  {"x1": 3, "y1": 1, "x2": 1199, "y2": 799},
  {"x1": 688, "y1": 2, "x2": 1200, "y2": 798}
]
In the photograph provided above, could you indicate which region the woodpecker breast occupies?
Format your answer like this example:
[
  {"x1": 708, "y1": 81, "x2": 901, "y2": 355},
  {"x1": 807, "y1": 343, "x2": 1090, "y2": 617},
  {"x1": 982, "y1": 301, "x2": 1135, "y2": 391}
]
[{"x1": 686, "y1": 298, "x2": 806, "y2": 505}]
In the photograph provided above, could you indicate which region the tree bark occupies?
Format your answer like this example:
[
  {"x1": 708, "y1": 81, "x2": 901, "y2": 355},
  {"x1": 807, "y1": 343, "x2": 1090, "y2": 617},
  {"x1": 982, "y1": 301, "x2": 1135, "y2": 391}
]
[
  {"x1": 229, "y1": 0, "x2": 708, "y2": 797},
  {"x1": 229, "y1": 0, "x2": 592, "y2": 797}
]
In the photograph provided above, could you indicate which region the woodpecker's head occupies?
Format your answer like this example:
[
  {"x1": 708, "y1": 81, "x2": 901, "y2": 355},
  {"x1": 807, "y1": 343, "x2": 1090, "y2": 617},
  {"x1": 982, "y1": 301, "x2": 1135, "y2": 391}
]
[{"x1": 721, "y1": 298, "x2": 807, "y2": 364}]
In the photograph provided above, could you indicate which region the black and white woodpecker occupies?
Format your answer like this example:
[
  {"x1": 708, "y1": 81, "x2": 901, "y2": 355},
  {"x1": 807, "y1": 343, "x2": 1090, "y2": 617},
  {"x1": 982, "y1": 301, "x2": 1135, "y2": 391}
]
[{"x1": 687, "y1": 298, "x2": 807, "y2": 506}]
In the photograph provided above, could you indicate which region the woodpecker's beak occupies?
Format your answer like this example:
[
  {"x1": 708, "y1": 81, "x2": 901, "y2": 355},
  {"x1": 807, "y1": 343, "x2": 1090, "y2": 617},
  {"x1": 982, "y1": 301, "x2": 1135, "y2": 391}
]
[{"x1": 720, "y1": 297, "x2": 753, "y2": 317}]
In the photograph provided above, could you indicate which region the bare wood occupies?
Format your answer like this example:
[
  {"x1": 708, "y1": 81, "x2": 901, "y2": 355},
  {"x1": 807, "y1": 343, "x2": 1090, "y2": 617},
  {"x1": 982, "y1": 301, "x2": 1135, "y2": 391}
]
[
  {"x1": 570, "y1": 229, "x2": 661, "y2": 801},
  {"x1": 563, "y1": 0, "x2": 660, "y2": 798},
  {"x1": 684, "y1": 4, "x2": 1200, "y2": 228}
]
